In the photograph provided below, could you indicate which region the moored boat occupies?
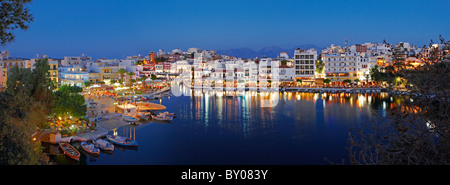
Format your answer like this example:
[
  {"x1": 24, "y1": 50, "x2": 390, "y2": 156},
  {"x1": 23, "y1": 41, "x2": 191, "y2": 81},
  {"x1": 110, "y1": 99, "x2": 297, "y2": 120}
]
[
  {"x1": 81, "y1": 141, "x2": 100, "y2": 155},
  {"x1": 151, "y1": 113, "x2": 173, "y2": 121},
  {"x1": 106, "y1": 135, "x2": 138, "y2": 147},
  {"x1": 136, "y1": 114, "x2": 150, "y2": 121},
  {"x1": 59, "y1": 141, "x2": 80, "y2": 161},
  {"x1": 93, "y1": 138, "x2": 114, "y2": 151},
  {"x1": 122, "y1": 115, "x2": 139, "y2": 122}
]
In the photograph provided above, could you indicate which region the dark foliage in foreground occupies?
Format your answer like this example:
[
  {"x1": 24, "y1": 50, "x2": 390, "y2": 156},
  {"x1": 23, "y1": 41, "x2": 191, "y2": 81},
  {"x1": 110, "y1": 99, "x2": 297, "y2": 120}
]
[{"x1": 348, "y1": 43, "x2": 450, "y2": 164}]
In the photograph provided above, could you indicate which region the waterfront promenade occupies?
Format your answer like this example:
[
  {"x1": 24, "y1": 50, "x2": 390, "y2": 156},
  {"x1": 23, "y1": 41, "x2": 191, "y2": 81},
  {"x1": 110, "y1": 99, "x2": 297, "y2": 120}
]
[{"x1": 76, "y1": 86, "x2": 171, "y2": 141}]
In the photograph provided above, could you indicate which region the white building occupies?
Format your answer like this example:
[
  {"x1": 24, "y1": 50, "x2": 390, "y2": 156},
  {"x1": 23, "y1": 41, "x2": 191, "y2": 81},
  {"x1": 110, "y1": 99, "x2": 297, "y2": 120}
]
[
  {"x1": 59, "y1": 65, "x2": 89, "y2": 87},
  {"x1": 324, "y1": 53, "x2": 359, "y2": 81},
  {"x1": 175, "y1": 60, "x2": 192, "y2": 74},
  {"x1": 258, "y1": 57, "x2": 274, "y2": 80},
  {"x1": 279, "y1": 52, "x2": 289, "y2": 60},
  {"x1": 61, "y1": 55, "x2": 92, "y2": 67},
  {"x1": 294, "y1": 48, "x2": 317, "y2": 81},
  {"x1": 171, "y1": 48, "x2": 183, "y2": 54},
  {"x1": 1, "y1": 51, "x2": 9, "y2": 59},
  {"x1": 157, "y1": 49, "x2": 166, "y2": 57},
  {"x1": 243, "y1": 60, "x2": 259, "y2": 83},
  {"x1": 276, "y1": 66, "x2": 295, "y2": 81},
  {"x1": 188, "y1": 48, "x2": 201, "y2": 54}
]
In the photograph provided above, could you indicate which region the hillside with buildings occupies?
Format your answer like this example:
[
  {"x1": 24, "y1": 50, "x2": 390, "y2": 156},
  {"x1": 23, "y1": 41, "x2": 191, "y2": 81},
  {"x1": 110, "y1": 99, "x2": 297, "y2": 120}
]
[{"x1": 0, "y1": 40, "x2": 448, "y2": 90}]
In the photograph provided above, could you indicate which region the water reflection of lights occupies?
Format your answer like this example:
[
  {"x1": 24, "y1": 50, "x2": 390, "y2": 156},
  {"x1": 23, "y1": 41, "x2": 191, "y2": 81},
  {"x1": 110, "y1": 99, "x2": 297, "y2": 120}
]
[
  {"x1": 179, "y1": 83, "x2": 401, "y2": 139},
  {"x1": 216, "y1": 91, "x2": 223, "y2": 97},
  {"x1": 381, "y1": 92, "x2": 388, "y2": 99},
  {"x1": 357, "y1": 94, "x2": 365, "y2": 108}
]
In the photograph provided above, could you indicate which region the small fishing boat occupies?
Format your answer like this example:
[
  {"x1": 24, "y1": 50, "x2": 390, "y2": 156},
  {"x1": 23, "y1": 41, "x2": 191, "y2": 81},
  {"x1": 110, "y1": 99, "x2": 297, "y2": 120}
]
[
  {"x1": 136, "y1": 114, "x2": 149, "y2": 121},
  {"x1": 81, "y1": 141, "x2": 100, "y2": 155},
  {"x1": 151, "y1": 113, "x2": 173, "y2": 121},
  {"x1": 93, "y1": 138, "x2": 114, "y2": 151},
  {"x1": 59, "y1": 141, "x2": 80, "y2": 161},
  {"x1": 106, "y1": 135, "x2": 138, "y2": 147},
  {"x1": 122, "y1": 115, "x2": 139, "y2": 122}
]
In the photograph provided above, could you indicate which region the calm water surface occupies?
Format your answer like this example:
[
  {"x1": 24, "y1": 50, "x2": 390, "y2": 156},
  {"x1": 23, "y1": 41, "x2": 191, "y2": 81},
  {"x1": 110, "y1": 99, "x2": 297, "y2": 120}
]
[{"x1": 80, "y1": 85, "x2": 392, "y2": 165}]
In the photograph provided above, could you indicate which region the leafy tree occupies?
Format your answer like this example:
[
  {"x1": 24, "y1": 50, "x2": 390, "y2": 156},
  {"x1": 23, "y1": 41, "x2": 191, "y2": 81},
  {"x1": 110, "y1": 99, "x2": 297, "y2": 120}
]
[
  {"x1": 84, "y1": 81, "x2": 92, "y2": 88},
  {"x1": 315, "y1": 59, "x2": 324, "y2": 76},
  {"x1": 6, "y1": 58, "x2": 55, "y2": 116},
  {"x1": 135, "y1": 60, "x2": 144, "y2": 65},
  {"x1": 0, "y1": 91, "x2": 43, "y2": 164},
  {"x1": 369, "y1": 65, "x2": 383, "y2": 85},
  {"x1": 52, "y1": 85, "x2": 86, "y2": 123},
  {"x1": 109, "y1": 79, "x2": 116, "y2": 84},
  {"x1": 29, "y1": 58, "x2": 56, "y2": 114},
  {"x1": 349, "y1": 39, "x2": 450, "y2": 164},
  {"x1": 6, "y1": 66, "x2": 32, "y2": 95},
  {"x1": 1, "y1": 59, "x2": 55, "y2": 164},
  {"x1": 0, "y1": 0, "x2": 33, "y2": 45},
  {"x1": 343, "y1": 79, "x2": 352, "y2": 84},
  {"x1": 354, "y1": 79, "x2": 360, "y2": 84},
  {"x1": 296, "y1": 79, "x2": 302, "y2": 86},
  {"x1": 151, "y1": 74, "x2": 157, "y2": 81},
  {"x1": 323, "y1": 79, "x2": 331, "y2": 84}
]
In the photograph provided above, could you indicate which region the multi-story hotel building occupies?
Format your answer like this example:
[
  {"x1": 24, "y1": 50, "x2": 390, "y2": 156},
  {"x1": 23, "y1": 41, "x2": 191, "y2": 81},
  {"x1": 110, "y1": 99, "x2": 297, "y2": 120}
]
[
  {"x1": 294, "y1": 48, "x2": 317, "y2": 82},
  {"x1": 324, "y1": 53, "x2": 359, "y2": 81},
  {"x1": 59, "y1": 65, "x2": 89, "y2": 87},
  {"x1": 89, "y1": 62, "x2": 120, "y2": 83}
]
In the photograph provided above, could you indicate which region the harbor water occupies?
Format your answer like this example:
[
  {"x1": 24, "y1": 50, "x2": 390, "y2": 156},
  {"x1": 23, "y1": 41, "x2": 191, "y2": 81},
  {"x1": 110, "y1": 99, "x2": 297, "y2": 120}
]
[{"x1": 53, "y1": 84, "x2": 393, "y2": 165}]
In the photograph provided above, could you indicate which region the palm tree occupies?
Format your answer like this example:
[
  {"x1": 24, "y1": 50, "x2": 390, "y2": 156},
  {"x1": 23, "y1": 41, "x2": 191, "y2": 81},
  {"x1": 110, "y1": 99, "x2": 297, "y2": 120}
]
[
  {"x1": 141, "y1": 75, "x2": 148, "y2": 91},
  {"x1": 118, "y1": 68, "x2": 127, "y2": 85},
  {"x1": 126, "y1": 72, "x2": 134, "y2": 88}
]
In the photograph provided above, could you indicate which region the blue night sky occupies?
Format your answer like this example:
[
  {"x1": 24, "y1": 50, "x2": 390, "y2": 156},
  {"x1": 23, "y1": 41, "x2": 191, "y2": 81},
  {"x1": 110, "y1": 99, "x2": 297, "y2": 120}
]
[{"x1": 2, "y1": 0, "x2": 449, "y2": 59}]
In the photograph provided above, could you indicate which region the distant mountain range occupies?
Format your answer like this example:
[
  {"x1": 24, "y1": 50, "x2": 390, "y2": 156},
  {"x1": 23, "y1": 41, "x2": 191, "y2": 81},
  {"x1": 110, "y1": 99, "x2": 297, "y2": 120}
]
[{"x1": 217, "y1": 44, "x2": 322, "y2": 59}]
